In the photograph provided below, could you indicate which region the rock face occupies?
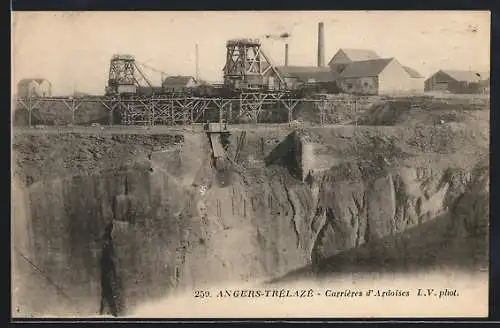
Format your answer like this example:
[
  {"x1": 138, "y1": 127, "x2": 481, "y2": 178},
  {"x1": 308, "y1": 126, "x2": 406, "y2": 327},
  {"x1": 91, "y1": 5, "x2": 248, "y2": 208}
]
[
  {"x1": 308, "y1": 162, "x2": 486, "y2": 267},
  {"x1": 11, "y1": 126, "x2": 489, "y2": 316}
]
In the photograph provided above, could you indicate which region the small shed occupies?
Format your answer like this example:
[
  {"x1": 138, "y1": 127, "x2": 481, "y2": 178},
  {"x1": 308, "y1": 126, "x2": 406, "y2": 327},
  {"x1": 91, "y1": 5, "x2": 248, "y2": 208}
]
[
  {"x1": 424, "y1": 70, "x2": 483, "y2": 94},
  {"x1": 17, "y1": 78, "x2": 52, "y2": 98},
  {"x1": 162, "y1": 76, "x2": 198, "y2": 93}
]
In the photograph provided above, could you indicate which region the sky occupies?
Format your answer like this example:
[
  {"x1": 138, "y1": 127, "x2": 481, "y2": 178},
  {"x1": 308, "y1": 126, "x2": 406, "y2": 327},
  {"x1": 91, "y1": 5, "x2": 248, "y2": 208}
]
[{"x1": 12, "y1": 11, "x2": 490, "y2": 96}]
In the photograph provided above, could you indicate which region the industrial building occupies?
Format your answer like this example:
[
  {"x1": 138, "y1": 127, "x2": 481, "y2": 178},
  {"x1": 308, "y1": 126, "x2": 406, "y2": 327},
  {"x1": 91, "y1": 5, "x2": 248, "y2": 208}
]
[
  {"x1": 17, "y1": 78, "x2": 52, "y2": 98},
  {"x1": 274, "y1": 22, "x2": 337, "y2": 91},
  {"x1": 424, "y1": 70, "x2": 487, "y2": 94},
  {"x1": 276, "y1": 66, "x2": 336, "y2": 88},
  {"x1": 329, "y1": 48, "x2": 381, "y2": 65},
  {"x1": 162, "y1": 76, "x2": 198, "y2": 93},
  {"x1": 15, "y1": 20, "x2": 435, "y2": 128},
  {"x1": 220, "y1": 23, "x2": 429, "y2": 95},
  {"x1": 328, "y1": 48, "x2": 381, "y2": 74},
  {"x1": 335, "y1": 58, "x2": 424, "y2": 95},
  {"x1": 326, "y1": 48, "x2": 425, "y2": 95},
  {"x1": 222, "y1": 38, "x2": 287, "y2": 91}
]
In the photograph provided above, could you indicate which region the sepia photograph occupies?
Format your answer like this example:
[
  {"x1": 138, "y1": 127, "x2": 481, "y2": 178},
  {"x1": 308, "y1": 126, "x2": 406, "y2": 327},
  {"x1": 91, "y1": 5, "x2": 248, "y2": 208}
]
[{"x1": 11, "y1": 10, "x2": 490, "y2": 319}]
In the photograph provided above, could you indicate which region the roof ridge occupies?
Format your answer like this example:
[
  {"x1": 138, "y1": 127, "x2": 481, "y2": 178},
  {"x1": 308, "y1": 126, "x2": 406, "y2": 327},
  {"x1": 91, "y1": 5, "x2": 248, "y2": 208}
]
[
  {"x1": 338, "y1": 57, "x2": 394, "y2": 78},
  {"x1": 346, "y1": 57, "x2": 392, "y2": 63},
  {"x1": 403, "y1": 65, "x2": 424, "y2": 78}
]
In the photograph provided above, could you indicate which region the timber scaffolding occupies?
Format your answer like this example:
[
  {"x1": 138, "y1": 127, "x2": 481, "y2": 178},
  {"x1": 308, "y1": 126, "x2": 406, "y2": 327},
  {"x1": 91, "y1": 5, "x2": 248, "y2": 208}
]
[{"x1": 15, "y1": 92, "x2": 355, "y2": 126}]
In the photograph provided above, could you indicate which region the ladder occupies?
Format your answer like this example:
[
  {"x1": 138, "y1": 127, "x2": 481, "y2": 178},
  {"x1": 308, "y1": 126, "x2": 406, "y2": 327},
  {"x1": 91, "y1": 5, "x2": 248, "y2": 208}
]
[{"x1": 234, "y1": 131, "x2": 246, "y2": 163}]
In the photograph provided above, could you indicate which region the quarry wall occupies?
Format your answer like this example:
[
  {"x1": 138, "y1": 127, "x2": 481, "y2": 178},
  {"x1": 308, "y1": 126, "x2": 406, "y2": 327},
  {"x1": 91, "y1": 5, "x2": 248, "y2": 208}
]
[{"x1": 11, "y1": 123, "x2": 489, "y2": 316}]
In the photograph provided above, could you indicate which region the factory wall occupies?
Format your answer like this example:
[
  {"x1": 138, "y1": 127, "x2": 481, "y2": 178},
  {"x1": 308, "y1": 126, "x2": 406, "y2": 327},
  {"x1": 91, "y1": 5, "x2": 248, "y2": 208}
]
[
  {"x1": 378, "y1": 59, "x2": 413, "y2": 95},
  {"x1": 336, "y1": 77, "x2": 379, "y2": 95},
  {"x1": 336, "y1": 60, "x2": 421, "y2": 95}
]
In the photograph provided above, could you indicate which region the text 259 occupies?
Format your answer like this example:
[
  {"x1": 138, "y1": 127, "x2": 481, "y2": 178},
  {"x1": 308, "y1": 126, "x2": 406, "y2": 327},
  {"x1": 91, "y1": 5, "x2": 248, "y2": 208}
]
[{"x1": 194, "y1": 290, "x2": 211, "y2": 298}]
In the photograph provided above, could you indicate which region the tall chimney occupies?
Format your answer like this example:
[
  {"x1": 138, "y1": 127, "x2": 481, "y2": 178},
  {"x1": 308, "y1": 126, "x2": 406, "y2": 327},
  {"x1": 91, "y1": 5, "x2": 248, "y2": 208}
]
[
  {"x1": 317, "y1": 22, "x2": 325, "y2": 67},
  {"x1": 285, "y1": 43, "x2": 289, "y2": 67}
]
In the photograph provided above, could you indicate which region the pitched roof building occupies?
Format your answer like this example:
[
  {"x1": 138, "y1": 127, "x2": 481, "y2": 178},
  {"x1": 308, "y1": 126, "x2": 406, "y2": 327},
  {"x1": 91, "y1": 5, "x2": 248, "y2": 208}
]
[
  {"x1": 328, "y1": 49, "x2": 381, "y2": 66},
  {"x1": 336, "y1": 58, "x2": 424, "y2": 95},
  {"x1": 277, "y1": 66, "x2": 337, "y2": 84},
  {"x1": 276, "y1": 47, "x2": 425, "y2": 95},
  {"x1": 17, "y1": 78, "x2": 52, "y2": 98},
  {"x1": 162, "y1": 76, "x2": 198, "y2": 92},
  {"x1": 337, "y1": 58, "x2": 393, "y2": 78},
  {"x1": 440, "y1": 70, "x2": 482, "y2": 83},
  {"x1": 425, "y1": 70, "x2": 485, "y2": 94}
]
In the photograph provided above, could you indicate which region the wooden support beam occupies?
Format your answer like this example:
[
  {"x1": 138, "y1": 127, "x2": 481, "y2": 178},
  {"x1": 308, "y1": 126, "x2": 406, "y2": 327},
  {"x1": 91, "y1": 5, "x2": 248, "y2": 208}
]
[
  {"x1": 99, "y1": 98, "x2": 119, "y2": 125},
  {"x1": 281, "y1": 99, "x2": 300, "y2": 123},
  {"x1": 16, "y1": 98, "x2": 40, "y2": 127},
  {"x1": 211, "y1": 98, "x2": 231, "y2": 124},
  {"x1": 170, "y1": 99, "x2": 175, "y2": 125},
  {"x1": 61, "y1": 98, "x2": 84, "y2": 124},
  {"x1": 14, "y1": 95, "x2": 350, "y2": 127}
]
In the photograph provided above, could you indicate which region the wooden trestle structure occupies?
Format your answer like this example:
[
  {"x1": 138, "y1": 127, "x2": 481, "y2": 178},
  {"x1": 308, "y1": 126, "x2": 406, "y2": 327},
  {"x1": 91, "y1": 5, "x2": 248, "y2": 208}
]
[{"x1": 15, "y1": 92, "x2": 355, "y2": 127}]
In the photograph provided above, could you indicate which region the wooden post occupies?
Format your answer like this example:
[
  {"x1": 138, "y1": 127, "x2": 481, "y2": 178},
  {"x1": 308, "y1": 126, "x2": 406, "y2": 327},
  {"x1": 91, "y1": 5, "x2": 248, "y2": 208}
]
[
  {"x1": 28, "y1": 97, "x2": 32, "y2": 127},
  {"x1": 151, "y1": 99, "x2": 155, "y2": 127},
  {"x1": 171, "y1": 99, "x2": 175, "y2": 125},
  {"x1": 19, "y1": 97, "x2": 40, "y2": 127},
  {"x1": 354, "y1": 100, "x2": 357, "y2": 129},
  {"x1": 282, "y1": 99, "x2": 299, "y2": 125},
  {"x1": 190, "y1": 100, "x2": 194, "y2": 124},
  {"x1": 108, "y1": 109, "x2": 114, "y2": 125},
  {"x1": 320, "y1": 100, "x2": 325, "y2": 126},
  {"x1": 239, "y1": 97, "x2": 243, "y2": 124},
  {"x1": 218, "y1": 100, "x2": 223, "y2": 124}
]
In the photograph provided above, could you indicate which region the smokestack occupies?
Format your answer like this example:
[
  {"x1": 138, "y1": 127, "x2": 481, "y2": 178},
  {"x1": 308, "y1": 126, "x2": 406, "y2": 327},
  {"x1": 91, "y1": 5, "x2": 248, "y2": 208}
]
[
  {"x1": 285, "y1": 43, "x2": 289, "y2": 67},
  {"x1": 317, "y1": 22, "x2": 325, "y2": 67},
  {"x1": 195, "y1": 44, "x2": 199, "y2": 81}
]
